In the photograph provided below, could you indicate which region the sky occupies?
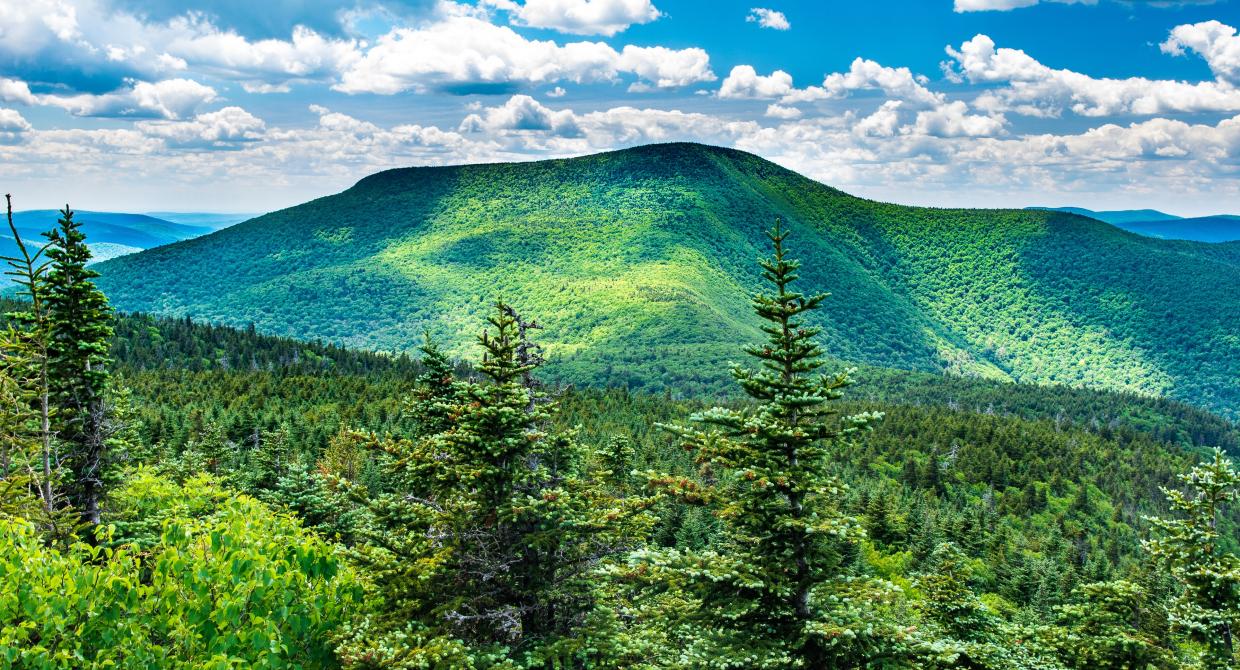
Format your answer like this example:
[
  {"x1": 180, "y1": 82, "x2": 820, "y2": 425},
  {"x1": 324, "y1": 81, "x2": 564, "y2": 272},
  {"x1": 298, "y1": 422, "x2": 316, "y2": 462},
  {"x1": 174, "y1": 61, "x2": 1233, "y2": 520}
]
[{"x1": 1, "y1": 0, "x2": 1240, "y2": 215}]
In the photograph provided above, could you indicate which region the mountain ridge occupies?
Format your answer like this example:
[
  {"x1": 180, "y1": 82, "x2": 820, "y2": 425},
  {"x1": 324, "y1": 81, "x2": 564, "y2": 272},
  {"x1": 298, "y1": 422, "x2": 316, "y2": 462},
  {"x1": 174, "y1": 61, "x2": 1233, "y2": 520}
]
[
  {"x1": 1031, "y1": 206, "x2": 1240, "y2": 243},
  {"x1": 94, "y1": 142, "x2": 1240, "y2": 416},
  {"x1": 1118, "y1": 215, "x2": 1240, "y2": 243},
  {"x1": 1031, "y1": 206, "x2": 1182, "y2": 224},
  {"x1": 2, "y1": 210, "x2": 213, "y2": 272}
]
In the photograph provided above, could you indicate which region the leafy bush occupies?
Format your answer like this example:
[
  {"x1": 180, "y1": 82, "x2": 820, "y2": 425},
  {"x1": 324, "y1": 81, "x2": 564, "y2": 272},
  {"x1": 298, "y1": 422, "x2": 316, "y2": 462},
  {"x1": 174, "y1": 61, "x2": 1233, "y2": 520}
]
[{"x1": 0, "y1": 469, "x2": 360, "y2": 669}]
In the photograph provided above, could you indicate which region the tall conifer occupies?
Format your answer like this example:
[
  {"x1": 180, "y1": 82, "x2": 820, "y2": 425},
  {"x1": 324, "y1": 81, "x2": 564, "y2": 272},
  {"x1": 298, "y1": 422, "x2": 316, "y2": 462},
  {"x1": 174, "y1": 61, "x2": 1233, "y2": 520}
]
[
  {"x1": 42, "y1": 206, "x2": 114, "y2": 524},
  {"x1": 1146, "y1": 449, "x2": 1240, "y2": 669},
  {"x1": 655, "y1": 219, "x2": 886, "y2": 667},
  {"x1": 341, "y1": 302, "x2": 651, "y2": 668}
]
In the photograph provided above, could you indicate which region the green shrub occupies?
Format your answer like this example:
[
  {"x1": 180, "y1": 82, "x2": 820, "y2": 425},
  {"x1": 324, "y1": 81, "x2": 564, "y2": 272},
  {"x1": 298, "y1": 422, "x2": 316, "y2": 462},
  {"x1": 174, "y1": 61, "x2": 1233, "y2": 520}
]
[{"x1": 0, "y1": 469, "x2": 360, "y2": 669}]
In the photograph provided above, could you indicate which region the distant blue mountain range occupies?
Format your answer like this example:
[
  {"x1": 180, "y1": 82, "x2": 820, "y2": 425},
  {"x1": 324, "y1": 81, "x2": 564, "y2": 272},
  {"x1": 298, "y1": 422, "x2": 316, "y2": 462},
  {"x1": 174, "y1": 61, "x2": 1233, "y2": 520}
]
[
  {"x1": 146, "y1": 212, "x2": 257, "y2": 231},
  {"x1": 1030, "y1": 207, "x2": 1240, "y2": 243},
  {"x1": 2, "y1": 210, "x2": 250, "y2": 276}
]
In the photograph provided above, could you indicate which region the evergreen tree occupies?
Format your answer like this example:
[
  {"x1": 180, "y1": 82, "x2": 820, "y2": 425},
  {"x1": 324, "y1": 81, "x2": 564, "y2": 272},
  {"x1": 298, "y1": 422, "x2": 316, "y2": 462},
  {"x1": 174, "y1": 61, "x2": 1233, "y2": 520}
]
[
  {"x1": 1146, "y1": 449, "x2": 1240, "y2": 669},
  {"x1": 402, "y1": 333, "x2": 460, "y2": 439},
  {"x1": 917, "y1": 543, "x2": 995, "y2": 643},
  {"x1": 339, "y1": 302, "x2": 651, "y2": 668},
  {"x1": 864, "y1": 485, "x2": 906, "y2": 548},
  {"x1": 249, "y1": 423, "x2": 293, "y2": 490},
  {"x1": 318, "y1": 427, "x2": 367, "y2": 484},
  {"x1": 910, "y1": 542, "x2": 1054, "y2": 669},
  {"x1": 1047, "y1": 580, "x2": 1171, "y2": 670},
  {"x1": 42, "y1": 206, "x2": 114, "y2": 524},
  {"x1": 654, "y1": 220, "x2": 888, "y2": 668},
  {"x1": 187, "y1": 421, "x2": 235, "y2": 477}
]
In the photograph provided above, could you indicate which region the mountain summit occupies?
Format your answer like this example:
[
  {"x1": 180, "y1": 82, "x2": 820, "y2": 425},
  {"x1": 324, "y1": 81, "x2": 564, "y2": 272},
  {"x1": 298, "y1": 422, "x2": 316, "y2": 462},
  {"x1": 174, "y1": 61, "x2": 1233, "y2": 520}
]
[{"x1": 94, "y1": 143, "x2": 1240, "y2": 415}]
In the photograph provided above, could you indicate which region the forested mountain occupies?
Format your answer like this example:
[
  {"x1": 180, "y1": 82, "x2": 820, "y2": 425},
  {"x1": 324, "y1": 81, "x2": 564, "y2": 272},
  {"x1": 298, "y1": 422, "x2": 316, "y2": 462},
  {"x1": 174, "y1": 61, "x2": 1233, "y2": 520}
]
[
  {"x1": 8, "y1": 209, "x2": 209, "y2": 248},
  {"x1": 94, "y1": 143, "x2": 1240, "y2": 417}
]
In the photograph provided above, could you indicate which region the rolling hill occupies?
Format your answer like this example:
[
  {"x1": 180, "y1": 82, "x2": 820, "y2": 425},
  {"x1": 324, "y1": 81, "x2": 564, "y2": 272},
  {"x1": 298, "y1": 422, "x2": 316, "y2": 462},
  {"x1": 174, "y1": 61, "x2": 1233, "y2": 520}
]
[
  {"x1": 1032, "y1": 206, "x2": 1182, "y2": 224},
  {"x1": 2, "y1": 210, "x2": 213, "y2": 268},
  {"x1": 1118, "y1": 215, "x2": 1240, "y2": 243},
  {"x1": 1033, "y1": 206, "x2": 1240, "y2": 243},
  {"x1": 146, "y1": 211, "x2": 257, "y2": 231},
  {"x1": 93, "y1": 143, "x2": 1240, "y2": 417}
]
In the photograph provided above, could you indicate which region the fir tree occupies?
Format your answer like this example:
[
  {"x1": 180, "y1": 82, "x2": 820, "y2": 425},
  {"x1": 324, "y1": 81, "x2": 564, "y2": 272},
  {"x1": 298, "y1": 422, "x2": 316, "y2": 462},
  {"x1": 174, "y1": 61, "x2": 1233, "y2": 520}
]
[
  {"x1": 401, "y1": 333, "x2": 460, "y2": 439},
  {"x1": 654, "y1": 219, "x2": 887, "y2": 668},
  {"x1": 1047, "y1": 580, "x2": 1171, "y2": 670},
  {"x1": 1146, "y1": 449, "x2": 1240, "y2": 669},
  {"x1": 917, "y1": 543, "x2": 994, "y2": 644},
  {"x1": 42, "y1": 206, "x2": 114, "y2": 524},
  {"x1": 249, "y1": 423, "x2": 293, "y2": 491},
  {"x1": 340, "y1": 302, "x2": 651, "y2": 668}
]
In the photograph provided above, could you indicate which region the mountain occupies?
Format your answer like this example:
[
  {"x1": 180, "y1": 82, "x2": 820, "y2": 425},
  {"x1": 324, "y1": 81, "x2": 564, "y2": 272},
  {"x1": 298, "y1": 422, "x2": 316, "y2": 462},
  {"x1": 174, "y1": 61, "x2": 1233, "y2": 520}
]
[
  {"x1": 1117, "y1": 215, "x2": 1240, "y2": 243},
  {"x1": 9, "y1": 210, "x2": 210, "y2": 246},
  {"x1": 2, "y1": 210, "x2": 212, "y2": 270},
  {"x1": 1032, "y1": 207, "x2": 1240, "y2": 243},
  {"x1": 146, "y1": 212, "x2": 257, "y2": 231},
  {"x1": 93, "y1": 143, "x2": 1240, "y2": 417},
  {"x1": 1031, "y1": 206, "x2": 1181, "y2": 224},
  {"x1": 84, "y1": 242, "x2": 145, "y2": 263}
]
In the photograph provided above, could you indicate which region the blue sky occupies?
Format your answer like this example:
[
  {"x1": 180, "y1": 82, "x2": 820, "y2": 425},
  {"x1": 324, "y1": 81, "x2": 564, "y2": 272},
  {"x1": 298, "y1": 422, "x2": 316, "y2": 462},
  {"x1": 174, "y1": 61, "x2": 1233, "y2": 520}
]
[{"x1": 1, "y1": 0, "x2": 1239, "y2": 214}]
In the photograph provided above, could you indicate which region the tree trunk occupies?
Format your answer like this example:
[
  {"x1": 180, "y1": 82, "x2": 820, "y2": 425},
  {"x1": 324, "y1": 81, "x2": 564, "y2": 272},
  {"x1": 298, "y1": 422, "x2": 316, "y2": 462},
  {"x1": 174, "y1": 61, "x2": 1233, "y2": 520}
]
[{"x1": 39, "y1": 387, "x2": 53, "y2": 512}]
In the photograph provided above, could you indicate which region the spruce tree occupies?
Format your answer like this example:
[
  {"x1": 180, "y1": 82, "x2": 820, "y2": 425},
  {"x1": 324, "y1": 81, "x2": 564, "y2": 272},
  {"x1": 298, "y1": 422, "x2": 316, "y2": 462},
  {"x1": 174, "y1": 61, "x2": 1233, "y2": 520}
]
[
  {"x1": 1048, "y1": 580, "x2": 1170, "y2": 670},
  {"x1": 340, "y1": 302, "x2": 651, "y2": 669},
  {"x1": 42, "y1": 206, "x2": 114, "y2": 524},
  {"x1": 1146, "y1": 449, "x2": 1240, "y2": 669},
  {"x1": 401, "y1": 333, "x2": 460, "y2": 439},
  {"x1": 653, "y1": 219, "x2": 887, "y2": 668}
]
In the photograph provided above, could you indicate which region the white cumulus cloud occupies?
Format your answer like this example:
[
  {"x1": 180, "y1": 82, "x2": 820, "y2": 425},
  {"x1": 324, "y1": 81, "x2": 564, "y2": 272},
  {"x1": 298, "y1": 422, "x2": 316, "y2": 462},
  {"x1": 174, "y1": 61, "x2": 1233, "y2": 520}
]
[
  {"x1": 953, "y1": 0, "x2": 1214, "y2": 10},
  {"x1": 161, "y1": 20, "x2": 361, "y2": 93},
  {"x1": 946, "y1": 33, "x2": 1240, "y2": 117},
  {"x1": 0, "y1": 78, "x2": 37, "y2": 106},
  {"x1": 718, "y1": 65, "x2": 794, "y2": 99},
  {"x1": 460, "y1": 94, "x2": 582, "y2": 136},
  {"x1": 0, "y1": 108, "x2": 33, "y2": 144},
  {"x1": 954, "y1": 0, "x2": 1045, "y2": 11},
  {"x1": 746, "y1": 7, "x2": 790, "y2": 31},
  {"x1": 484, "y1": 0, "x2": 661, "y2": 36},
  {"x1": 912, "y1": 101, "x2": 1006, "y2": 137},
  {"x1": 336, "y1": 16, "x2": 712, "y2": 94},
  {"x1": 40, "y1": 78, "x2": 218, "y2": 119},
  {"x1": 765, "y1": 104, "x2": 801, "y2": 119},
  {"x1": 136, "y1": 106, "x2": 266, "y2": 147},
  {"x1": 1162, "y1": 21, "x2": 1240, "y2": 87}
]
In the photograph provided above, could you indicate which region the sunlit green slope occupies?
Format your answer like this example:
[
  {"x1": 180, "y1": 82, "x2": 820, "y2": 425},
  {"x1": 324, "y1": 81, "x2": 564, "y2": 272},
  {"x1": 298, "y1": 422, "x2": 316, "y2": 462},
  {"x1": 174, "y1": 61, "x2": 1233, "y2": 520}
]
[{"x1": 94, "y1": 143, "x2": 1240, "y2": 415}]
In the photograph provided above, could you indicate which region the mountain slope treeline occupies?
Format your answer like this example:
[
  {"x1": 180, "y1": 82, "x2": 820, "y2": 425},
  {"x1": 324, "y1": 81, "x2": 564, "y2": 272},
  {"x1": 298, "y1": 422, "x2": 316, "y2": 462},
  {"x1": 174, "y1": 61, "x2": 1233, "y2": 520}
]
[
  {"x1": 93, "y1": 143, "x2": 1240, "y2": 418},
  {"x1": 5, "y1": 299, "x2": 1225, "y2": 457}
]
